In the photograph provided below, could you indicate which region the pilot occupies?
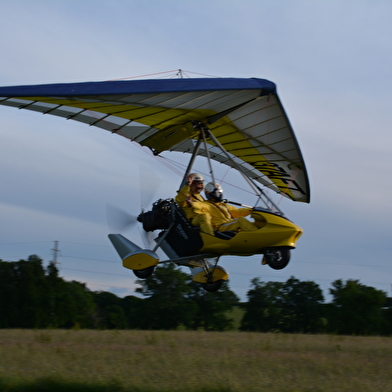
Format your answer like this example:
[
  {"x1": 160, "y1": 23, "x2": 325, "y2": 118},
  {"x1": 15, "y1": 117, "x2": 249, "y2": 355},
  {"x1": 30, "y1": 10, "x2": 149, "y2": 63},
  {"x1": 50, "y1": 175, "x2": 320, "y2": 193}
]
[
  {"x1": 192, "y1": 182, "x2": 258, "y2": 233},
  {"x1": 175, "y1": 173, "x2": 215, "y2": 235}
]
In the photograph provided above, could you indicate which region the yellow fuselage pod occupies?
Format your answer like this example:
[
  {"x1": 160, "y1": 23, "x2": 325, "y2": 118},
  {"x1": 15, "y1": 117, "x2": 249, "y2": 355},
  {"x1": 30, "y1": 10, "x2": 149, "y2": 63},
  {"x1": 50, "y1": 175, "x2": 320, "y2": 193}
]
[{"x1": 198, "y1": 210, "x2": 303, "y2": 256}]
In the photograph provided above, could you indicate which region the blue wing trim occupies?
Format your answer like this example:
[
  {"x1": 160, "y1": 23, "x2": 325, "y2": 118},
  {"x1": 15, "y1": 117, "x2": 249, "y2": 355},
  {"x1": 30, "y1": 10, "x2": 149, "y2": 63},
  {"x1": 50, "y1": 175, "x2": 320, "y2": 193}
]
[{"x1": 0, "y1": 78, "x2": 276, "y2": 97}]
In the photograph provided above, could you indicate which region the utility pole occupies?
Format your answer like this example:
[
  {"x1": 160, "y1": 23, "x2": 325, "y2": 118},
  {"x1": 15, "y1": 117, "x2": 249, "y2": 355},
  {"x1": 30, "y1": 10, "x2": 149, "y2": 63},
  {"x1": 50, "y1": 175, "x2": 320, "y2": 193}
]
[
  {"x1": 51, "y1": 240, "x2": 60, "y2": 270},
  {"x1": 49, "y1": 240, "x2": 61, "y2": 327}
]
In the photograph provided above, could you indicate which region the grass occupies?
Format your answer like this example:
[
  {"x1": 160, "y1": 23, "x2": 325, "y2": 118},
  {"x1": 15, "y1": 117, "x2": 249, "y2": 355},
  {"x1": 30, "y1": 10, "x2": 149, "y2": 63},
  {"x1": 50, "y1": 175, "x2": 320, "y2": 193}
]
[
  {"x1": 226, "y1": 305, "x2": 245, "y2": 330},
  {"x1": 0, "y1": 329, "x2": 392, "y2": 391}
]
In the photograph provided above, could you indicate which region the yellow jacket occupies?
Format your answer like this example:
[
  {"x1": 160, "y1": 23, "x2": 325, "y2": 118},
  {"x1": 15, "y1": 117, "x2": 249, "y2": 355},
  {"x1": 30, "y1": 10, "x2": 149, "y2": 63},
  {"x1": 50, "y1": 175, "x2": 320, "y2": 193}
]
[
  {"x1": 175, "y1": 184, "x2": 205, "y2": 220},
  {"x1": 192, "y1": 200, "x2": 252, "y2": 230}
]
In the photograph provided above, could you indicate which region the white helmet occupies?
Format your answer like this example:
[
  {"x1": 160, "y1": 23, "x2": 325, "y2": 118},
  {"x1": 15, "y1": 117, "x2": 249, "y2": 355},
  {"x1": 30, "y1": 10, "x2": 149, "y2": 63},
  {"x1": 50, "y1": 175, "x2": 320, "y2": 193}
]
[
  {"x1": 190, "y1": 173, "x2": 204, "y2": 183},
  {"x1": 205, "y1": 182, "x2": 223, "y2": 202}
]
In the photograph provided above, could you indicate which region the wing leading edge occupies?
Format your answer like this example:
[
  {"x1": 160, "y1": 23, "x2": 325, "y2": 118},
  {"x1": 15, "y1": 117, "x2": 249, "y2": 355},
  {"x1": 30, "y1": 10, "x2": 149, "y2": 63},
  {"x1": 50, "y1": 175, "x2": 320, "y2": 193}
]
[{"x1": 0, "y1": 77, "x2": 310, "y2": 202}]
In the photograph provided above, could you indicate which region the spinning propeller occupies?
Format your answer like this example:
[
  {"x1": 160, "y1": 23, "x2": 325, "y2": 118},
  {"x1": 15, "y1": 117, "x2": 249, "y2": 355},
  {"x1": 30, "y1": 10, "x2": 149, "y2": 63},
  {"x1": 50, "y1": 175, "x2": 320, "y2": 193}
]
[{"x1": 106, "y1": 165, "x2": 161, "y2": 250}]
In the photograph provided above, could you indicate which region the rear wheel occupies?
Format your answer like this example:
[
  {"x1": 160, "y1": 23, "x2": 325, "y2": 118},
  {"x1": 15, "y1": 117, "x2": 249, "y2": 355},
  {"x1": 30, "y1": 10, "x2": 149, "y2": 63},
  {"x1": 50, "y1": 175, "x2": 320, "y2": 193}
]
[
  {"x1": 202, "y1": 279, "x2": 224, "y2": 292},
  {"x1": 264, "y1": 247, "x2": 291, "y2": 270},
  {"x1": 133, "y1": 266, "x2": 155, "y2": 279}
]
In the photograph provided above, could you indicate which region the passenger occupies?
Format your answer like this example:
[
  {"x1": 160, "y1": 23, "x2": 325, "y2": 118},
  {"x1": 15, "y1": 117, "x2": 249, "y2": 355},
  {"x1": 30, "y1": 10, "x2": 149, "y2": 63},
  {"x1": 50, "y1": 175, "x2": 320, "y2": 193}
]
[
  {"x1": 175, "y1": 173, "x2": 215, "y2": 236},
  {"x1": 192, "y1": 182, "x2": 258, "y2": 233}
]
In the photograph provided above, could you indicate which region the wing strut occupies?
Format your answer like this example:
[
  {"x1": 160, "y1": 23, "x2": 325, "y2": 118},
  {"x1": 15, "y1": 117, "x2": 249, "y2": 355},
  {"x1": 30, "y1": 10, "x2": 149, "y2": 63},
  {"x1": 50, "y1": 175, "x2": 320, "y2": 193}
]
[
  {"x1": 179, "y1": 135, "x2": 203, "y2": 189},
  {"x1": 192, "y1": 121, "x2": 284, "y2": 215},
  {"x1": 200, "y1": 126, "x2": 216, "y2": 186}
]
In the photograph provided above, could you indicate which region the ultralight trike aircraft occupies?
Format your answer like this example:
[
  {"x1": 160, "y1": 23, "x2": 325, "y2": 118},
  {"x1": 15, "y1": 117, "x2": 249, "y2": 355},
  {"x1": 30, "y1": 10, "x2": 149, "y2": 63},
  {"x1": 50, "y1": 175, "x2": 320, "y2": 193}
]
[{"x1": 0, "y1": 73, "x2": 310, "y2": 292}]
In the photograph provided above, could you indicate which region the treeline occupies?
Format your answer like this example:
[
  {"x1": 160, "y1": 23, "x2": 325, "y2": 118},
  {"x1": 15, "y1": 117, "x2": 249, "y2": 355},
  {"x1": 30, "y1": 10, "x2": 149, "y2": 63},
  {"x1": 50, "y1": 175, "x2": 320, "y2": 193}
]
[{"x1": 1, "y1": 255, "x2": 392, "y2": 335}]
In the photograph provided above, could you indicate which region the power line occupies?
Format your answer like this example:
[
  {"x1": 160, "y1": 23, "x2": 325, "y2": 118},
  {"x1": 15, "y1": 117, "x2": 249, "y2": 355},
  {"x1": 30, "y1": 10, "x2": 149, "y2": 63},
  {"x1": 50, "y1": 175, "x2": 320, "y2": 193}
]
[{"x1": 61, "y1": 267, "x2": 129, "y2": 278}]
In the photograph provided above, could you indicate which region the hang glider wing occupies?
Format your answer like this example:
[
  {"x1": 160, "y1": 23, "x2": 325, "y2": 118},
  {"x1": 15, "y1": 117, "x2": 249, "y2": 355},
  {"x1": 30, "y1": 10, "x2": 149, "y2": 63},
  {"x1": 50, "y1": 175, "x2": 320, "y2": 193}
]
[{"x1": 0, "y1": 77, "x2": 310, "y2": 202}]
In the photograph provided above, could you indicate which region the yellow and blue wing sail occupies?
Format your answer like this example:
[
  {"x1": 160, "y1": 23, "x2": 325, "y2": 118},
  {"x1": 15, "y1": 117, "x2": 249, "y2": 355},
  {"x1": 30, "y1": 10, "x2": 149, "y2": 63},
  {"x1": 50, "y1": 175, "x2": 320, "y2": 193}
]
[{"x1": 0, "y1": 77, "x2": 310, "y2": 202}]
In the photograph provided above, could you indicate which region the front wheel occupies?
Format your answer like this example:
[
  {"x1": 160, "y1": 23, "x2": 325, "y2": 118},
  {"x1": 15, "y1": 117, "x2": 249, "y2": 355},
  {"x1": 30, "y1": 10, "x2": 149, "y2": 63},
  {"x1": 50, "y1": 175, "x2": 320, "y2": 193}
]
[
  {"x1": 133, "y1": 266, "x2": 155, "y2": 279},
  {"x1": 264, "y1": 247, "x2": 291, "y2": 270}
]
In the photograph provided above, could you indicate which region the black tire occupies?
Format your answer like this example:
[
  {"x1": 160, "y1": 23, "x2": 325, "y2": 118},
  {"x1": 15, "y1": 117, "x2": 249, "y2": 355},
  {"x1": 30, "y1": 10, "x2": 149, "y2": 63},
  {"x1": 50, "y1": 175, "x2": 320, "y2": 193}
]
[
  {"x1": 133, "y1": 266, "x2": 155, "y2": 279},
  {"x1": 265, "y1": 247, "x2": 291, "y2": 270},
  {"x1": 202, "y1": 279, "x2": 224, "y2": 292}
]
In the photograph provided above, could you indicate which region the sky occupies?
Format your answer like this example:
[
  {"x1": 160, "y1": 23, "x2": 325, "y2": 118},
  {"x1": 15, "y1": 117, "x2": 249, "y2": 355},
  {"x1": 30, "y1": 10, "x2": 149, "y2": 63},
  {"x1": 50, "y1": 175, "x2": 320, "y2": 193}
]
[{"x1": 1, "y1": 0, "x2": 392, "y2": 302}]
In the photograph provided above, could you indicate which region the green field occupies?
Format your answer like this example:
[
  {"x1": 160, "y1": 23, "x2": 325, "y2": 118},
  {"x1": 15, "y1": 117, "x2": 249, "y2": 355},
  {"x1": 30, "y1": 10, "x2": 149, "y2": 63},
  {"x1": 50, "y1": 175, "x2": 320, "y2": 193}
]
[{"x1": 0, "y1": 329, "x2": 392, "y2": 391}]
